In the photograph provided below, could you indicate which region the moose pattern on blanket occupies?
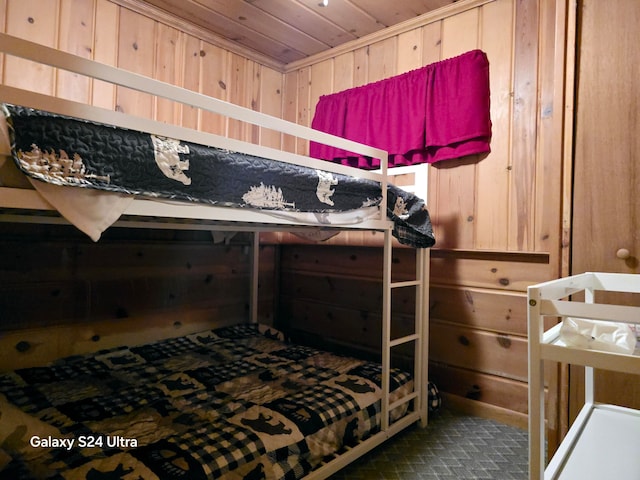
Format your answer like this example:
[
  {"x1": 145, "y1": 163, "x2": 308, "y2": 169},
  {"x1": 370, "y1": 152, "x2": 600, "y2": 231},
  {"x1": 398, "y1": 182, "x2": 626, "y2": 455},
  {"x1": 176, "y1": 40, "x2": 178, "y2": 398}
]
[{"x1": 0, "y1": 324, "x2": 412, "y2": 479}]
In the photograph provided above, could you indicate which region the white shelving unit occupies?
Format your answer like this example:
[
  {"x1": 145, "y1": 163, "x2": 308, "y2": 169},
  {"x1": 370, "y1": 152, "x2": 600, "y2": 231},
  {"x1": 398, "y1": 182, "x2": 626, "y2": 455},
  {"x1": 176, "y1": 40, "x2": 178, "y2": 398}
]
[{"x1": 528, "y1": 272, "x2": 640, "y2": 480}]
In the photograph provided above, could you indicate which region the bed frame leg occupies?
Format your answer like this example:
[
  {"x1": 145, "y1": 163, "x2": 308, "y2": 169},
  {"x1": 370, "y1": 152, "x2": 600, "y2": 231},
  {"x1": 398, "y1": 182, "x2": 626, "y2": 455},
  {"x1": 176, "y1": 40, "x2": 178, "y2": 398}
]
[
  {"x1": 250, "y1": 231, "x2": 260, "y2": 324},
  {"x1": 418, "y1": 247, "x2": 430, "y2": 428},
  {"x1": 381, "y1": 228, "x2": 392, "y2": 432}
]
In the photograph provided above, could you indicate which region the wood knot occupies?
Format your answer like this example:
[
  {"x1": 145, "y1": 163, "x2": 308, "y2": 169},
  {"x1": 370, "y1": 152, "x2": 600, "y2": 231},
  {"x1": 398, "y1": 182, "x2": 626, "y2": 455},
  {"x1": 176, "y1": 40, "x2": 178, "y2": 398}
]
[
  {"x1": 16, "y1": 340, "x2": 31, "y2": 352},
  {"x1": 458, "y1": 335, "x2": 470, "y2": 346},
  {"x1": 464, "y1": 290, "x2": 474, "y2": 305},
  {"x1": 497, "y1": 335, "x2": 512, "y2": 348},
  {"x1": 466, "y1": 384, "x2": 481, "y2": 400}
]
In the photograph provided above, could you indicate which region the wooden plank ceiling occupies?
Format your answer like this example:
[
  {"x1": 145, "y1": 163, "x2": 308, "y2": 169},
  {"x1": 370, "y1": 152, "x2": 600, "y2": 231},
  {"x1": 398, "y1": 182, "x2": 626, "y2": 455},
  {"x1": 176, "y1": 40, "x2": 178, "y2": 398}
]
[{"x1": 135, "y1": 0, "x2": 455, "y2": 66}]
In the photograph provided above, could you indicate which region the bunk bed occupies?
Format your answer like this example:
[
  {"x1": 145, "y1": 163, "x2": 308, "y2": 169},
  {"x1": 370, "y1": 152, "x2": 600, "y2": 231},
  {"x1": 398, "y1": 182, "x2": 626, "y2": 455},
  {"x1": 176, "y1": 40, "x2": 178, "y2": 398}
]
[{"x1": 0, "y1": 33, "x2": 433, "y2": 479}]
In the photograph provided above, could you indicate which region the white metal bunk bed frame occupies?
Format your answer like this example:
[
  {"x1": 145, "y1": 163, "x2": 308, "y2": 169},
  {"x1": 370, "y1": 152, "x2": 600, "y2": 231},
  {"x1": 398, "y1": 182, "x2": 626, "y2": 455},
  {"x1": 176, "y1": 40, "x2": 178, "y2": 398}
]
[{"x1": 0, "y1": 33, "x2": 431, "y2": 479}]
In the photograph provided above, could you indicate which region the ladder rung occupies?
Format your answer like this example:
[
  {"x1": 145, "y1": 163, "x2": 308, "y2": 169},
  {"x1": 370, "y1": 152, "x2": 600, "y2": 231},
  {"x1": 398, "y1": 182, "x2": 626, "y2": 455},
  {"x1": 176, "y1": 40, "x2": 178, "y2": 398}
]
[
  {"x1": 389, "y1": 391, "x2": 418, "y2": 411},
  {"x1": 390, "y1": 280, "x2": 421, "y2": 289},
  {"x1": 389, "y1": 333, "x2": 420, "y2": 347}
]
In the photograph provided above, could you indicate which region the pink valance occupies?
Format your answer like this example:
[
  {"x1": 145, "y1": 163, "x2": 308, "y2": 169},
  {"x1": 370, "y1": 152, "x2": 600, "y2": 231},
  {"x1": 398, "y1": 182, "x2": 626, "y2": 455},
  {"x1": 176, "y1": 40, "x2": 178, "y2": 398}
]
[{"x1": 310, "y1": 49, "x2": 492, "y2": 169}]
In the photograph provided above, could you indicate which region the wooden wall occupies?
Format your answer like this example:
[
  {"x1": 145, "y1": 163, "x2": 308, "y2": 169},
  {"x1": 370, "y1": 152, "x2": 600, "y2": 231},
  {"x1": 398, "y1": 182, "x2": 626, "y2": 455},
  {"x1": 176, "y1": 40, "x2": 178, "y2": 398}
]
[
  {"x1": 278, "y1": 245, "x2": 419, "y2": 356},
  {"x1": 0, "y1": 0, "x2": 284, "y2": 145},
  {"x1": 0, "y1": 223, "x2": 277, "y2": 370},
  {"x1": 279, "y1": 0, "x2": 569, "y2": 431}
]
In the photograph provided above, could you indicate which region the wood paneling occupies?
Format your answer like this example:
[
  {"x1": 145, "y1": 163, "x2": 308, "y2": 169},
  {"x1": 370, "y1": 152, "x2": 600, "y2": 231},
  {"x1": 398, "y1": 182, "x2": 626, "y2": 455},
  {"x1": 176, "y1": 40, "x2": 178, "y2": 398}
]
[
  {"x1": 430, "y1": 285, "x2": 527, "y2": 336},
  {"x1": 115, "y1": 0, "x2": 457, "y2": 66},
  {"x1": 430, "y1": 362, "x2": 528, "y2": 415},
  {"x1": 278, "y1": 245, "x2": 418, "y2": 364},
  {"x1": 310, "y1": 58, "x2": 334, "y2": 121},
  {"x1": 200, "y1": 42, "x2": 229, "y2": 136},
  {"x1": 4, "y1": 0, "x2": 57, "y2": 95},
  {"x1": 430, "y1": 5, "x2": 482, "y2": 250},
  {"x1": 92, "y1": 0, "x2": 119, "y2": 109},
  {"x1": 536, "y1": 0, "x2": 565, "y2": 262},
  {"x1": 154, "y1": 22, "x2": 181, "y2": 125},
  {"x1": 397, "y1": 28, "x2": 423, "y2": 73},
  {"x1": 0, "y1": 226, "x2": 272, "y2": 327},
  {"x1": 227, "y1": 54, "x2": 250, "y2": 141},
  {"x1": 258, "y1": 67, "x2": 284, "y2": 149},
  {"x1": 0, "y1": 224, "x2": 276, "y2": 368},
  {"x1": 368, "y1": 37, "x2": 398, "y2": 82},
  {"x1": 57, "y1": 0, "x2": 94, "y2": 103},
  {"x1": 1, "y1": 0, "x2": 284, "y2": 144},
  {"x1": 279, "y1": 244, "x2": 417, "y2": 282},
  {"x1": 430, "y1": 320, "x2": 528, "y2": 382},
  {"x1": 295, "y1": 67, "x2": 311, "y2": 155},
  {"x1": 116, "y1": 9, "x2": 156, "y2": 117},
  {"x1": 430, "y1": 251, "x2": 552, "y2": 291},
  {"x1": 475, "y1": 0, "x2": 513, "y2": 250}
]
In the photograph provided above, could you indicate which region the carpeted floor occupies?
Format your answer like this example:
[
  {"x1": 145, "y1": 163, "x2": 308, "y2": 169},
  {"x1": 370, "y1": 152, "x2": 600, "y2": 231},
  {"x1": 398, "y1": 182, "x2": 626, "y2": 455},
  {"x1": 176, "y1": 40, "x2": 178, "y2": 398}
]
[{"x1": 330, "y1": 408, "x2": 529, "y2": 479}]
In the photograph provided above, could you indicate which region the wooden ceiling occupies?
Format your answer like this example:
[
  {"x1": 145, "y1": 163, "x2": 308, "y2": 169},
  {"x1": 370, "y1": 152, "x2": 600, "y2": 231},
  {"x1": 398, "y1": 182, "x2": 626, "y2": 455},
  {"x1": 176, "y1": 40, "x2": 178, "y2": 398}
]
[{"x1": 130, "y1": 0, "x2": 456, "y2": 67}]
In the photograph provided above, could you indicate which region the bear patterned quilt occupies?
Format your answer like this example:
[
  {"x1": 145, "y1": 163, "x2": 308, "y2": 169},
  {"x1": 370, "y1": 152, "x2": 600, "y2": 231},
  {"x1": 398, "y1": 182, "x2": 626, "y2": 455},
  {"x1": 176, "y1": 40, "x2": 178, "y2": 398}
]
[
  {"x1": 0, "y1": 324, "x2": 413, "y2": 479},
  {"x1": 3, "y1": 104, "x2": 435, "y2": 248}
]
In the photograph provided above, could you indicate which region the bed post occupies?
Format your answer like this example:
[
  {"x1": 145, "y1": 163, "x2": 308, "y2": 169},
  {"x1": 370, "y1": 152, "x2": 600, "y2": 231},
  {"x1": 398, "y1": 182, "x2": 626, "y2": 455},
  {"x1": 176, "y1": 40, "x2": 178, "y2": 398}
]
[
  {"x1": 250, "y1": 231, "x2": 260, "y2": 324},
  {"x1": 381, "y1": 227, "x2": 392, "y2": 431},
  {"x1": 418, "y1": 246, "x2": 430, "y2": 427},
  {"x1": 414, "y1": 163, "x2": 430, "y2": 427}
]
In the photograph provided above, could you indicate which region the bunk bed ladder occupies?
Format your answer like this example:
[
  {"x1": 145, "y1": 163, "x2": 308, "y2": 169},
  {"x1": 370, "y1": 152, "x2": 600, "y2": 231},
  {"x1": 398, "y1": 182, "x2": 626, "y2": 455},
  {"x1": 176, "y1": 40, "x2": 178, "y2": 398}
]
[
  {"x1": 381, "y1": 164, "x2": 431, "y2": 431},
  {"x1": 306, "y1": 228, "x2": 430, "y2": 480},
  {"x1": 381, "y1": 228, "x2": 430, "y2": 433}
]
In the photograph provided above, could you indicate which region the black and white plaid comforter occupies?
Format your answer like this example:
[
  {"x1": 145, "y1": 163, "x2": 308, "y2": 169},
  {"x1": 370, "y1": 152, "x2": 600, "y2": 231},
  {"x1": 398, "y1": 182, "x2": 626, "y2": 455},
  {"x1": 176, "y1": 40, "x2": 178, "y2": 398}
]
[{"x1": 0, "y1": 324, "x2": 413, "y2": 479}]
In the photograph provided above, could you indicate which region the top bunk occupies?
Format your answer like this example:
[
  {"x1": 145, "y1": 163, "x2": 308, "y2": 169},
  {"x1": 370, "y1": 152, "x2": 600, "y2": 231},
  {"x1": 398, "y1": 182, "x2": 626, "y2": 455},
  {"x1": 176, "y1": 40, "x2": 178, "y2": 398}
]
[{"x1": 0, "y1": 33, "x2": 434, "y2": 247}]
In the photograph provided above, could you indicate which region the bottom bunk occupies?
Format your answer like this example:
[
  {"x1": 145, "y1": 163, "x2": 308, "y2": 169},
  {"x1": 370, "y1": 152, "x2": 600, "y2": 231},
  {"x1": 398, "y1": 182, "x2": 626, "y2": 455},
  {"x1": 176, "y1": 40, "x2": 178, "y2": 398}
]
[{"x1": 0, "y1": 322, "x2": 417, "y2": 480}]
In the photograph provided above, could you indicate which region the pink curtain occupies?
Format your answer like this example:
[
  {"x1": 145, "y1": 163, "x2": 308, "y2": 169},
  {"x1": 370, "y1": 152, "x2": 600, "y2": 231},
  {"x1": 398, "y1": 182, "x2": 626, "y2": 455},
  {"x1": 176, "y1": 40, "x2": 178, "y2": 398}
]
[{"x1": 310, "y1": 49, "x2": 492, "y2": 169}]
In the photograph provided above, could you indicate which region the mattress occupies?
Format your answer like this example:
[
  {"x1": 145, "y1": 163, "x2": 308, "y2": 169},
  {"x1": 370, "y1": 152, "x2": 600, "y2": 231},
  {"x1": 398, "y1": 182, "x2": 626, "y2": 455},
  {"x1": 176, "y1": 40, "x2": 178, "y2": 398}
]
[
  {"x1": 0, "y1": 105, "x2": 435, "y2": 248},
  {"x1": 0, "y1": 324, "x2": 413, "y2": 479}
]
